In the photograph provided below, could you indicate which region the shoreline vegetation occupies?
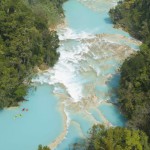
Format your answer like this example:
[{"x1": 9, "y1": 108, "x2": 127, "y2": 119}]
[
  {"x1": 109, "y1": 0, "x2": 150, "y2": 139},
  {"x1": 1, "y1": 0, "x2": 150, "y2": 149},
  {"x1": 0, "y1": 0, "x2": 66, "y2": 109},
  {"x1": 71, "y1": 0, "x2": 150, "y2": 149},
  {"x1": 72, "y1": 125, "x2": 149, "y2": 150}
]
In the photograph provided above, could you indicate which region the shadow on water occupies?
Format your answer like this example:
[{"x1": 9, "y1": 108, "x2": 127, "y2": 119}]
[
  {"x1": 25, "y1": 84, "x2": 40, "y2": 99},
  {"x1": 103, "y1": 73, "x2": 127, "y2": 125},
  {"x1": 106, "y1": 73, "x2": 121, "y2": 104},
  {"x1": 104, "y1": 17, "x2": 113, "y2": 24},
  {"x1": 68, "y1": 138, "x2": 87, "y2": 150},
  {"x1": 108, "y1": 73, "x2": 121, "y2": 89}
]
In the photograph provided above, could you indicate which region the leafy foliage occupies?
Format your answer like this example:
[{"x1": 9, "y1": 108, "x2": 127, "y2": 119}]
[
  {"x1": 38, "y1": 145, "x2": 51, "y2": 150},
  {"x1": 23, "y1": 0, "x2": 67, "y2": 27},
  {"x1": 0, "y1": 0, "x2": 65, "y2": 108},
  {"x1": 109, "y1": 0, "x2": 150, "y2": 137},
  {"x1": 109, "y1": 0, "x2": 150, "y2": 44},
  {"x1": 72, "y1": 125, "x2": 150, "y2": 150}
]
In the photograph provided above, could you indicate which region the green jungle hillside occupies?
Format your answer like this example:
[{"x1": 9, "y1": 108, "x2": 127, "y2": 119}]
[{"x1": 0, "y1": 0, "x2": 66, "y2": 108}]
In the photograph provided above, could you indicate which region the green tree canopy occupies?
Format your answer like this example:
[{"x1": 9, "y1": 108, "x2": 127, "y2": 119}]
[
  {"x1": 72, "y1": 125, "x2": 150, "y2": 150},
  {"x1": 38, "y1": 145, "x2": 51, "y2": 150},
  {"x1": 109, "y1": 0, "x2": 150, "y2": 137},
  {"x1": 0, "y1": 0, "x2": 65, "y2": 108}
]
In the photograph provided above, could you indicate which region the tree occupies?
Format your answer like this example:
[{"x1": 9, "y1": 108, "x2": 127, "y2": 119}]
[
  {"x1": 109, "y1": 0, "x2": 150, "y2": 138},
  {"x1": 38, "y1": 145, "x2": 51, "y2": 150},
  {"x1": 72, "y1": 125, "x2": 150, "y2": 150},
  {"x1": 0, "y1": 0, "x2": 66, "y2": 108}
]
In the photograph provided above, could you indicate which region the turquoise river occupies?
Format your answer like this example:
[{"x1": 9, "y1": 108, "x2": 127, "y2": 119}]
[{"x1": 0, "y1": 0, "x2": 141, "y2": 150}]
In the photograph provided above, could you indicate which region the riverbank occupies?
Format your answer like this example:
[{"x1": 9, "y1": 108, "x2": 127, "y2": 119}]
[
  {"x1": 0, "y1": 0, "x2": 142, "y2": 150},
  {"x1": 109, "y1": 0, "x2": 150, "y2": 139}
]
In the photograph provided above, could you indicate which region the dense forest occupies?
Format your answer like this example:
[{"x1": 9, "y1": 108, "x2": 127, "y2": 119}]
[
  {"x1": 23, "y1": 0, "x2": 66, "y2": 27},
  {"x1": 0, "y1": 0, "x2": 66, "y2": 109},
  {"x1": 72, "y1": 125, "x2": 150, "y2": 150},
  {"x1": 109, "y1": 0, "x2": 150, "y2": 138}
]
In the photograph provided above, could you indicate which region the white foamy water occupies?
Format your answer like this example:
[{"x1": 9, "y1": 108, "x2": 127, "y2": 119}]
[
  {"x1": 33, "y1": 30, "x2": 94, "y2": 102},
  {"x1": 58, "y1": 27, "x2": 95, "y2": 41},
  {"x1": 0, "y1": 1, "x2": 142, "y2": 150},
  {"x1": 32, "y1": 0, "x2": 141, "y2": 149},
  {"x1": 33, "y1": 26, "x2": 139, "y2": 109}
]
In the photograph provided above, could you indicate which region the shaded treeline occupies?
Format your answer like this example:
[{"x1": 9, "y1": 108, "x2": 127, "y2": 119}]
[
  {"x1": 109, "y1": 0, "x2": 150, "y2": 138},
  {"x1": 0, "y1": 0, "x2": 66, "y2": 108}
]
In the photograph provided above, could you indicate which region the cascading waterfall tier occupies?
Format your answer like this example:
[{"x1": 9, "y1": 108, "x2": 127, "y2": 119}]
[
  {"x1": 32, "y1": 26, "x2": 141, "y2": 149},
  {"x1": 32, "y1": 0, "x2": 142, "y2": 149},
  {"x1": 0, "y1": 1, "x2": 142, "y2": 150}
]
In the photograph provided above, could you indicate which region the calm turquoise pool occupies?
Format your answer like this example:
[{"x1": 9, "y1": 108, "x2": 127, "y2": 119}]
[
  {"x1": 0, "y1": 85, "x2": 63, "y2": 150},
  {"x1": 0, "y1": 0, "x2": 140, "y2": 150}
]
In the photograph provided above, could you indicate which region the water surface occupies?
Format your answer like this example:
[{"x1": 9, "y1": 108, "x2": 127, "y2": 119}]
[
  {"x1": 0, "y1": 0, "x2": 141, "y2": 150},
  {"x1": 0, "y1": 85, "x2": 63, "y2": 150}
]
